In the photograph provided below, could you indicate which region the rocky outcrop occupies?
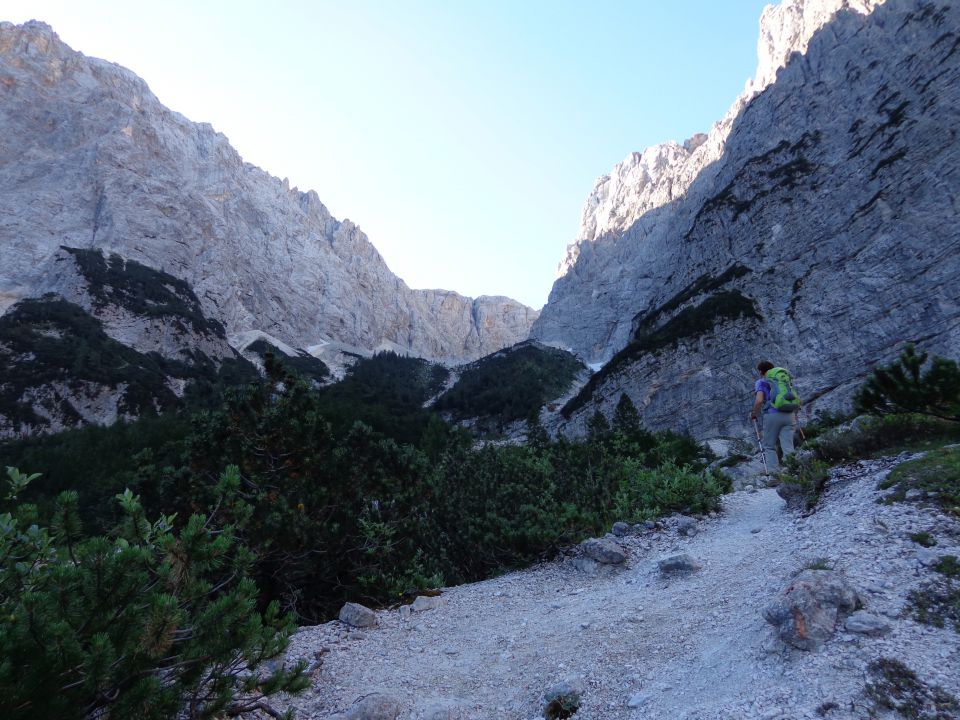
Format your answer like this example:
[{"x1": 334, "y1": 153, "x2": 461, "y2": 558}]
[
  {"x1": 533, "y1": 0, "x2": 960, "y2": 439},
  {"x1": 0, "y1": 21, "x2": 536, "y2": 365},
  {"x1": 0, "y1": 247, "x2": 257, "y2": 437},
  {"x1": 764, "y1": 569, "x2": 860, "y2": 650}
]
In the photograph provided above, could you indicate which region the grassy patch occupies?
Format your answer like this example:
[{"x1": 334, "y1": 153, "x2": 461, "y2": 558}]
[
  {"x1": 865, "y1": 658, "x2": 959, "y2": 719},
  {"x1": 880, "y1": 446, "x2": 960, "y2": 515},
  {"x1": 907, "y1": 555, "x2": 960, "y2": 633},
  {"x1": 934, "y1": 555, "x2": 960, "y2": 579},
  {"x1": 799, "y1": 557, "x2": 834, "y2": 573}
]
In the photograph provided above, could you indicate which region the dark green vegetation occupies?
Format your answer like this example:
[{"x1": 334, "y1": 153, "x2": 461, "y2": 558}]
[
  {"x1": 435, "y1": 342, "x2": 584, "y2": 432},
  {"x1": 246, "y1": 339, "x2": 330, "y2": 384},
  {"x1": 855, "y1": 344, "x2": 960, "y2": 422},
  {"x1": 315, "y1": 351, "x2": 449, "y2": 445},
  {"x1": 880, "y1": 446, "x2": 960, "y2": 516},
  {"x1": 0, "y1": 296, "x2": 256, "y2": 433},
  {"x1": 0, "y1": 467, "x2": 308, "y2": 720},
  {"x1": 1, "y1": 352, "x2": 720, "y2": 628},
  {"x1": 780, "y1": 345, "x2": 960, "y2": 511},
  {"x1": 64, "y1": 247, "x2": 225, "y2": 337},
  {"x1": 811, "y1": 415, "x2": 960, "y2": 465},
  {"x1": 563, "y1": 266, "x2": 759, "y2": 418},
  {"x1": 865, "y1": 658, "x2": 959, "y2": 719}
]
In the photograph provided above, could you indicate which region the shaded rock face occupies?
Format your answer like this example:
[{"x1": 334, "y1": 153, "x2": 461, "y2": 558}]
[
  {"x1": 533, "y1": 0, "x2": 960, "y2": 439},
  {"x1": 0, "y1": 248, "x2": 257, "y2": 437},
  {"x1": 0, "y1": 21, "x2": 537, "y2": 364}
]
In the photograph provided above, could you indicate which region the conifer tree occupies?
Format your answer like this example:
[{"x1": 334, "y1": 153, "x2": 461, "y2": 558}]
[
  {"x1": 854, "y1": 344, "x2": 960, "y2": 421},
  {"x1": 612, "y1": 393, "x2": 641, "y2": 435},
  {"x1": 587, "y1": 409, "x2": 611, "y2": 439}
]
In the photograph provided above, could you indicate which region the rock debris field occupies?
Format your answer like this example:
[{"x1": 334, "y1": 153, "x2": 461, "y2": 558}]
[{"x1": 262, "y1": 454, "x2": 960, "y2": 719}]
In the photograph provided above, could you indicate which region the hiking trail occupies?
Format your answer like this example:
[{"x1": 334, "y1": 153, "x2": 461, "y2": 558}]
[{"x1": 269, "y1": 455, "x2": 960, "y2": 719}]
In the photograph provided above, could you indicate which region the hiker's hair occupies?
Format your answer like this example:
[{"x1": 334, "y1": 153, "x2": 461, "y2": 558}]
[{"x1": 757, "y1": 360, "x2": 775, "y2": 374}]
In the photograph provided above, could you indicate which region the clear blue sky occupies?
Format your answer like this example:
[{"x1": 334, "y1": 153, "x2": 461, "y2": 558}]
[{"x1": 5, "y1": 1, "x2": 770, "y2": 309}]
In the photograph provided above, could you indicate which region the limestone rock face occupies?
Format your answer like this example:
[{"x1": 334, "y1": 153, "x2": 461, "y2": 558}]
[
  {"x1": 534, "y1": 0, "x2": 960, "y2": 439},
  {"x1": 0, "y1": 21, "x2": 536, "y2": 364}
]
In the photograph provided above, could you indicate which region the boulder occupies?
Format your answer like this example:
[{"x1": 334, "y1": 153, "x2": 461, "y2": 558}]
[
  {"x1": 658, "y1": 554, "x2": 700, "y2": 574},
  {"x1": 844, "y1": 610, "x2": 891, "y2": 636},
  {"x1": 411, "y1": 595, "x2": 444, "y2": 612},
  {"x1": 763, "y1": 570, "x2": 860, "y2": 650},
  {"x1": 580, "y1": 538, "x2": 627, "y2": 565},
  {"x1": 339, "y1": 602, "x2": 378, "y2": 629},
  {"x1": 343, "y1": 693, "x2": 404, "y2": 720}
]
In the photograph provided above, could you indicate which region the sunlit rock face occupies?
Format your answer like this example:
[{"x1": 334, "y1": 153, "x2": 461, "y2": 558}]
[
  {"x1": 0, "y1": 21, "x2": 537, "y2": 364},
  {"x1": 532, "y1": 0, "x2": 960, "y2": 439}
]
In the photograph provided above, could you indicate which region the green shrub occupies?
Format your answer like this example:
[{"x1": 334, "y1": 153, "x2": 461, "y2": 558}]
[
  {"x1": 855, "y1": 344, "x2": 960, "y2": 422},
  {"x1": 612, "y1": 461, "x2": 726, "y2": 522},
  {"x1": 811, "y1": 414, "x2": 960, "y2": 464},
  {"x1": 1, "y1": 356, "x2": 728, "y2": 628},
  {"x1": 0, "y1": 467, "x2": 307, "y2": 720},
  {"x1": 911, "y1": 531, "x2": 937, "y2": 548},
  {"x1": 778, "y1": 454, "x2": 831, "y2": 511},
  {"x1": 315, "y1": 351, "x2": 449, "y2": 445}
]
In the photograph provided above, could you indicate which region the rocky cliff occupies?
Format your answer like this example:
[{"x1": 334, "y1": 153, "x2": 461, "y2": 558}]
[
  {"x1": 532, "y1": 0, "x2": 960, "y2": 439},
  {"x1": 0, "y1": 21, "x2": 537, "y2": 365}
]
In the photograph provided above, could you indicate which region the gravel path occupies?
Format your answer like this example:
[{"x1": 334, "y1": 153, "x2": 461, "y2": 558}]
[{"x1": 270, "y1": 454, "x2": 960, "y2": 719}]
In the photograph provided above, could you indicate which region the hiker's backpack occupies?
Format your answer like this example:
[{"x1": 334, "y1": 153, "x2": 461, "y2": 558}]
[{"x1": 766, "y1": 367, "x2": 802, "y2": 411}]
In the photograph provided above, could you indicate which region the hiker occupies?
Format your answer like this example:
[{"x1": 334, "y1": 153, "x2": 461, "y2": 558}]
[{"x1": 750, "y1": 360, "x2": 798, "y2": 472}]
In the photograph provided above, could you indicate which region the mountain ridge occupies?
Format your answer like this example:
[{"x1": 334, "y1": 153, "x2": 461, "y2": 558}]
[{"x1": 0, "y1": 19, "x2": 537, "y2": 366}]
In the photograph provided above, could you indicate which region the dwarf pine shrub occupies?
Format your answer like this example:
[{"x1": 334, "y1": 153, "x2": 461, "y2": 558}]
[{"x1": 0, "y1": 466, "x2": 307, "y2": 720}]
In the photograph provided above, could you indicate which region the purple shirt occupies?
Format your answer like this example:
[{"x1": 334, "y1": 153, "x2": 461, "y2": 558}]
[{"x1": 755, "y1": 378, "x2": 777, "y2": 413}]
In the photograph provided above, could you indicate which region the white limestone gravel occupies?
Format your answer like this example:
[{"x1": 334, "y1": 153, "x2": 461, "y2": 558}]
[{"x1": 263, "y1": 453, "x2": 960, "y2": 719}]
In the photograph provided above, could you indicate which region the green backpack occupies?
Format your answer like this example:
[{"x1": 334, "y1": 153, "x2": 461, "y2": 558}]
[{"x1": 767, "y1": 367, "x2": 802, "y2": 411}]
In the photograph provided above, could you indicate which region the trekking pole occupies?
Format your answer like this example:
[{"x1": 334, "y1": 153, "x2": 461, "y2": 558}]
[{"x1": 752, "y1": 417, "x2": 770, "y2": 476}]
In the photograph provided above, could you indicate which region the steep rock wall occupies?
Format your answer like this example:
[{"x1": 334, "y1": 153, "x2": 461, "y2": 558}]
[
  {"x1": 536, "y1": 0, "x2": 960, "y2": 439},
  {"x1": 0, "y1": 21, "x2": 536, "y2": 364}
]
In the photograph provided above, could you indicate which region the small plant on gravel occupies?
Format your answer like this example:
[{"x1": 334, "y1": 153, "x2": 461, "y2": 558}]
[
  {"x1": 880, "y1": 446, "x2": 960, "y2": 516},
  {"x1": 906, "y1": 555, "x2": 960, "y2": 633},
  {"x1": 910, "y1": 531, "x2": 938, "y2": 548},
  {"x1": 544, "y1": 697, "x2": 580, "y2": 720},
  {"x1": 934, "y1": 555, "x2": 960, "y2": 579},
  {"x1": 864, "y1": 657, "x2": 960, "y2": 719},
  {"x1": 799, "y1": 557, "x2": 834, "y2": 573},
  {"x1": 777, "y1": 454, "x2": 830, "y2": 511}
]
